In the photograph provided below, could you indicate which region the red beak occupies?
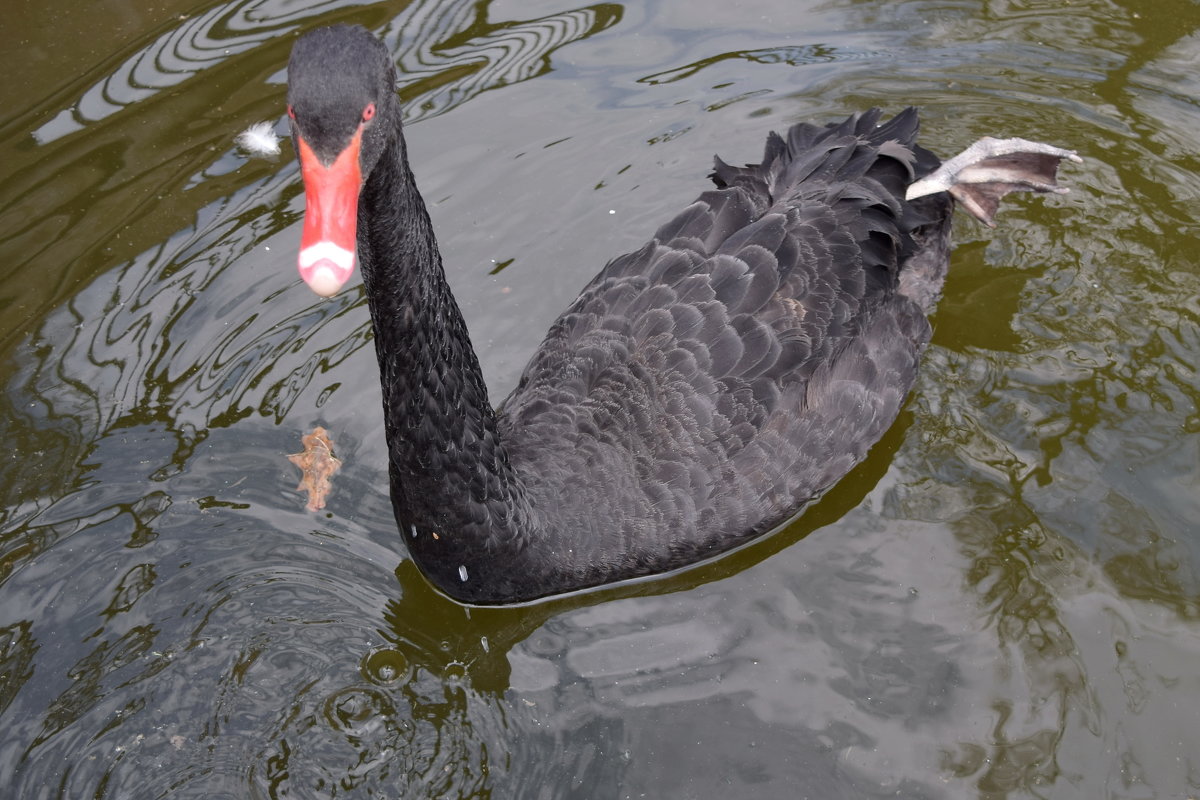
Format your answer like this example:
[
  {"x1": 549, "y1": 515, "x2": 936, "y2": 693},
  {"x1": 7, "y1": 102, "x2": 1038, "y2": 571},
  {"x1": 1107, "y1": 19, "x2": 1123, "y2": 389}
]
[{"x1": 297, "y1": 128, "x2": 363, "y2": 296}]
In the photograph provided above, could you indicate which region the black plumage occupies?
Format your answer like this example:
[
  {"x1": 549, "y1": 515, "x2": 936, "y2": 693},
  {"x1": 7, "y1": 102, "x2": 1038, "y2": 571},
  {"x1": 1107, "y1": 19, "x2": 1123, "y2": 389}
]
[{"x1": 286, "y1": 25, "x2": 1074, "y2": 604}]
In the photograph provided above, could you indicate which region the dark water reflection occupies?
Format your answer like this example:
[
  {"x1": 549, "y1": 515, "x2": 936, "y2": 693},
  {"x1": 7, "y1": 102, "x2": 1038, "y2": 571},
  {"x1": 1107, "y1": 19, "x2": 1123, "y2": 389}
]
[{"x1": 2, "y1": 0, "x2": 1199, "y2": 797}]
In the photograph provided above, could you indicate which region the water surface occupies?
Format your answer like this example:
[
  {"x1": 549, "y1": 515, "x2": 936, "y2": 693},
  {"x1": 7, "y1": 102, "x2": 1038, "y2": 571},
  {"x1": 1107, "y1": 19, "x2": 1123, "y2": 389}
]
[{"x1": 2, "y1": 0, "x2": 1198, "y2": 797}]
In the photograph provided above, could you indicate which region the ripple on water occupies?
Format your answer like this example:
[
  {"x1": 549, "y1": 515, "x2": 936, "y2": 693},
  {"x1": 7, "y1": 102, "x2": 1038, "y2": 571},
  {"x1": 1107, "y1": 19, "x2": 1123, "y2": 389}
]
[{"x1": 4, "y1": 0, "x2": 1200, "y2": 797}]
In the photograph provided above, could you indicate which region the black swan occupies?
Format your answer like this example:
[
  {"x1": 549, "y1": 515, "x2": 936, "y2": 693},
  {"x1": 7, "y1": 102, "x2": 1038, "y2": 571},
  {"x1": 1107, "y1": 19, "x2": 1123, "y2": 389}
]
[{"x1": 285, "y1": 25, "x2": 1078, "y2": 604}]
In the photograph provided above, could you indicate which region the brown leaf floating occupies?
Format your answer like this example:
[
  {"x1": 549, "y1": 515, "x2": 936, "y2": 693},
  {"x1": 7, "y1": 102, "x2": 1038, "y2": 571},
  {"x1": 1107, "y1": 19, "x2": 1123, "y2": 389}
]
[{"x1": 288, "y1": 426, "x2": 342, "y2": 511}]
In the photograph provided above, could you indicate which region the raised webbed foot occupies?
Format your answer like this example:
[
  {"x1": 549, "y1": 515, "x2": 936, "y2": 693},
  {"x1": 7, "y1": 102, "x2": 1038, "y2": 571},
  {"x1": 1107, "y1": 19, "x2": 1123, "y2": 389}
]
[{"x1": 906, "y1": 137, "x2": 1082, "y2": 226}]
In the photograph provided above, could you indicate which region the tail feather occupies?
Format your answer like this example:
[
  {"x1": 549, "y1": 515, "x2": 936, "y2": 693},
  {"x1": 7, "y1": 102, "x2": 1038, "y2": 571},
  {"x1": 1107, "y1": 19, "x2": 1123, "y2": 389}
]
[{"x1": 710, "y1": 107, "x2": 924, "y2": 211}]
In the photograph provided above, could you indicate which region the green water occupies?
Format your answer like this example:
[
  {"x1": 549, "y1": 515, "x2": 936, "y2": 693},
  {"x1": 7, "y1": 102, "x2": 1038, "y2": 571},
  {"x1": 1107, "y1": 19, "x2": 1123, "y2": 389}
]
[{"x1": 1, "y1": 0, "x2": 1198, "y2": 797}]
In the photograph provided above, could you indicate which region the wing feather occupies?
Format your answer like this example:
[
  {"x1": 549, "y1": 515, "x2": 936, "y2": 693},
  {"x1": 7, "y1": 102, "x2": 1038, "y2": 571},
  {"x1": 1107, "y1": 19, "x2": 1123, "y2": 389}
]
[{"x1": 500, "y1": 108, "x2": 938, "y2": 565}]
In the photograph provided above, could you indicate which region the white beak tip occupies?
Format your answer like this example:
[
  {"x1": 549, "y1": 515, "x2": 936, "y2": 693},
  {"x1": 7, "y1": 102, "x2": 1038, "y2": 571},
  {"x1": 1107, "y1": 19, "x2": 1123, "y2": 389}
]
[{"x1": 302, "y1": 261, "x2": 350, "y2": 297}]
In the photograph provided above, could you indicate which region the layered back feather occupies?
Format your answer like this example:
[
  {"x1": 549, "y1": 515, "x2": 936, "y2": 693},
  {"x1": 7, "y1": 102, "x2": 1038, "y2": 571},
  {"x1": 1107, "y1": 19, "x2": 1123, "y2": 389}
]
[{"x1": 410, "y1": 108, "x2": 953, "y2": 598}]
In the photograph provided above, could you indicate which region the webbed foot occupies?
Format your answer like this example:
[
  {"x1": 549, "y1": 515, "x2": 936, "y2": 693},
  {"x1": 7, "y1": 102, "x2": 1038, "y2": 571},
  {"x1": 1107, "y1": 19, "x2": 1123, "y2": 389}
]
[{"x1": 906, "y1": 137, "x2": 1082, "y2": 226}]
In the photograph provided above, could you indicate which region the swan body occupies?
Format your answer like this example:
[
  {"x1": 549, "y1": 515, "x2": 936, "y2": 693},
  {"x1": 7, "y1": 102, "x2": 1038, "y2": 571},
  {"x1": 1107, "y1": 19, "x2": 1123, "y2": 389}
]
[{"x1": 286, "y1": 25, "x2": 1076, "y2": 604}]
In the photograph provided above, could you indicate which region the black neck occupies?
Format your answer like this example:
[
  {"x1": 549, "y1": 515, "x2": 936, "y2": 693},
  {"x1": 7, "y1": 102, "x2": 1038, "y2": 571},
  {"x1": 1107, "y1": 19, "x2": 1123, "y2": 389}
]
[{"x1": 355, "y1": 124, "x2": 543, "y2": 600}]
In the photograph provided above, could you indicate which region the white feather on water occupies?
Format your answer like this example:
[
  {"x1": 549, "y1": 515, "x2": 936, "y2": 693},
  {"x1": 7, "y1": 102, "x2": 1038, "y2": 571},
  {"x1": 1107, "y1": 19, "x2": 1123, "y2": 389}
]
[{"x1": 235, "y1": 121, "x2": 281, "y2": 156}]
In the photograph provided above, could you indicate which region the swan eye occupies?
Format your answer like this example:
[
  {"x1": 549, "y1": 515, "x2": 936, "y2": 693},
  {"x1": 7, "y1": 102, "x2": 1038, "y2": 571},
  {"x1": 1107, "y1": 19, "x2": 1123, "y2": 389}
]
[
  {"x1": 287, "y1": 104, "x2": 296, "y2": 120},
  {"x1": 362, "y1": 103, "x2": 376, "y2": 122}
]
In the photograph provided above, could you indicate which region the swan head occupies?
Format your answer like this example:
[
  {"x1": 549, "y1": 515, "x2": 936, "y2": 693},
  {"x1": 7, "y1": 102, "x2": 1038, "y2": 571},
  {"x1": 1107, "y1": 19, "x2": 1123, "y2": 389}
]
[{"x1": 286, "y1": 25, "x2": 399, "y2": 297}]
